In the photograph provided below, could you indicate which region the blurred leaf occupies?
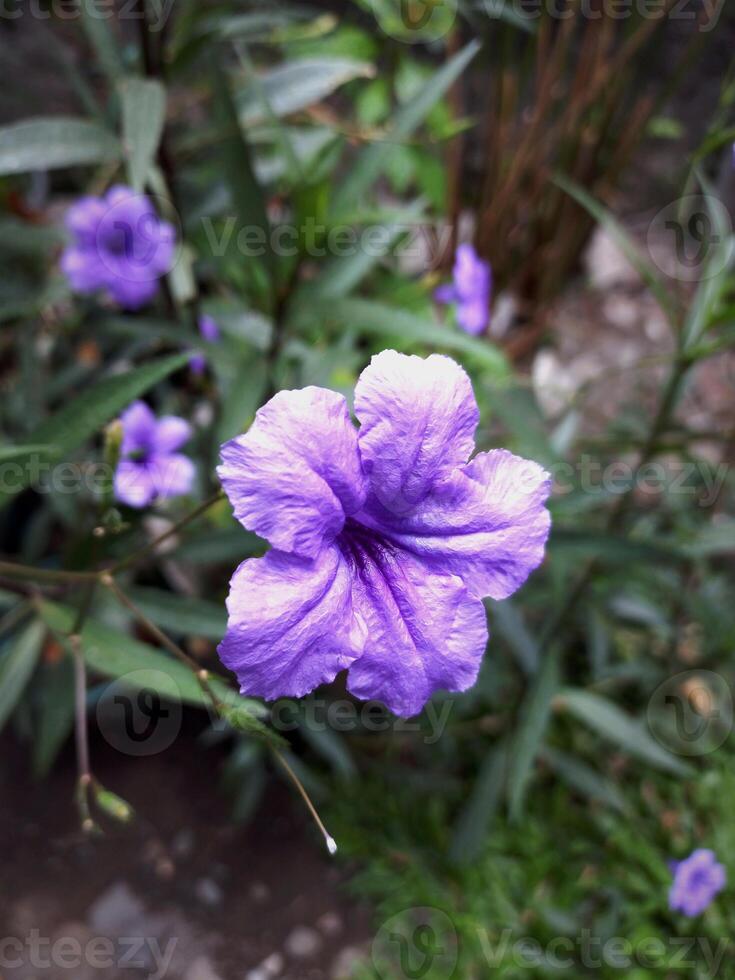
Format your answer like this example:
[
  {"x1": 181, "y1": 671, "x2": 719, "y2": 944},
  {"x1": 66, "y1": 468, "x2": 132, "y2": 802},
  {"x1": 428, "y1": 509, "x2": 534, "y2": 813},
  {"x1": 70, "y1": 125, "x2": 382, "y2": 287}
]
[
  {"x1": 93, "y1": 785, "x2": 135, "y2": 823},
  {"x1": 508, "y1": 649, "x2": 560, "y2": 820},
  {"x1": 553, "y1": 174, "x2": 676, "y2": 325},
  {"x1": 0, "y1": 117, "x2": 119, "y2": 175},
  {"x1": 331, "y1": 39, "x2": 481, "y2": 217},
  {"x1": 682, "y1": 519, "x2": 735, "y2": 557},
  {"x1": 539, "y1": 747, "x2": 627, "y2": 813},
  {"x1": 0, "y1": 444, "x2": 58, "y2": 461},
  {"x1": 77, "y1": 0, "x2": 124, "y2": 85},
  {"x1": 173, "y1": 527, "x2": 263, "y2": 564},
  {"x1": 38, "y1": 600, "x2": 248, "y2": 713},
  {"x1": 33, "y1": 656, "x2": 75, "y2": 778},
  {"x1": 551, "y1": 528, "x2": 686, "y2": 565},
  {"x1": 215, "y1": 355, "x2": 268, "y2": 445},
  {"x1": 300, "y1": 297, "x2": 508, "y2": 374},
  {"x1": 120, "y1": 77, "x2": 167, "y2": 191},
  {"x1": 488, "y1": 599, "x2": 539, "y2": 677},
  {"x1": 0, "y1": 218, "x2": 64, "y2": 257},
  {"x1": 239, "y1": 58, "x2": 374, "y2": 126},
  {"x1": 450, "y1": 745, "x2": 507, "y2": 864},
  {"x1": 0, "y1": 619, "x2": 44, "y2": 732},
  {"x1": 213, "y1": 62, "x2": 274, "y2": 286},
  {"x1": 126, "y1": 586, "x2": 226, "y2": 640},
  {"x1": 300, "y1": 721, "x2": 357, "y2": 780},
  {"x1": 0, "y1": 353, "x2": 189, "y2": 507},
  {"x1": 558, "y1": 689, "x2": 690, "y2": 775}
]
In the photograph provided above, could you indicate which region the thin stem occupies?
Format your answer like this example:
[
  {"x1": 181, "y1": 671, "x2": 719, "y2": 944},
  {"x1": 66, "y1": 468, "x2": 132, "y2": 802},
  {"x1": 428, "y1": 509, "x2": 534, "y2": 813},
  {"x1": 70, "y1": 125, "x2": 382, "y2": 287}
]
[
  {"x1": 0, "y1": 562, "x2": 96, "y2": 585},
  {"x1": 541, "y1": 354, "x2": 691, "y2": 650},
  {"x1": 106, "y1": 489, "x2": 224, "y2": 575},
  {"x1": 101, "y1": 575, "x2": 223, "y2": 709},
  {"x1": 272, "y1": 749, "x2": 337, "y2": 856}
]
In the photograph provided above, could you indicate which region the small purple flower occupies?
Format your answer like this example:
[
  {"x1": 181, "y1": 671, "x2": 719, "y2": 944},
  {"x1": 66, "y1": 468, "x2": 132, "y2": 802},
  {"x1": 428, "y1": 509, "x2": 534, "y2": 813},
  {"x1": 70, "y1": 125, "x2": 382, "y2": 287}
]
[
  {"x1": 114, "y1": 401, "x2": 195, "y2": 509},
  {"x1": 60, "y1": 185, "x2": 176, "y2": 310},
  {"x1": 435, "y1": 243, "x2": 492, "y2": 335},
  {"x1": 190, "y1": 315, "x2": 221, "y2": 375},
  {"x1": 217, "y1": 350, "x2": 551, "y2": 717},
  {"x1": 669, "y1": 849, "x2": 726, "y2": 917}
]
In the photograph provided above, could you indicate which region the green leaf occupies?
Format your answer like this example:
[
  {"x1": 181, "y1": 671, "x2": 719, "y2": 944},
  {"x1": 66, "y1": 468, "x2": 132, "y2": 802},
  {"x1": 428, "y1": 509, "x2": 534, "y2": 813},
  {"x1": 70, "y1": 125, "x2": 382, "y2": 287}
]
[
  {"x1": 0, "y1": 619, "x2": 44, "y2": 732},
  {"x1": 120, "y1": 77, "x2": 167, "y2": 191},
  {"x1": 488, "y1": 599, "x2": 539, "y2": 676},
  {"x1": 33, "y1": 657, "x2": 76, "y2": 778},
  {"x1": 0, "y1": 444, "x2": 58, "y2": 461},
  {"x1": 212, "y1": 62, "x2": 274, "y2": 285},
  {"x1": 558, "y1": 689, "x2": 691, "y2": 775},
  {"x1": 77, "y1": 0, "x2": 124, "y2": 85},
  {"x1": 126, "y1": 587, "x2": 226, "y2": 641},
  {"x1": 0, "y1": 117, "x2": 119, "y2": 176},
  {"x1": 38, "y1": 600, "x2": 241, "y2": 711},
  {"x1": 508, "y1": 648, "x2": 560, "y2": 820},
  {"x1": 239, "y1": 58, "x2": 374, "y2": 126},
  {"x1": 449, "y1": 745, "x2": 507, "y2": 864},
  {"x1": 331, "y1": 39, "x2": 481, "y2": 217},
  {"x1": 93, "y1": 785, "x2": 135, "y2": 823},
  {"x1": 539, "y1": 746, "x2": 626, "y2": 813},
  {"x1": 298, "y1": 297, "x2": 508, "y2": 374},
  {"x1": 0, "y1": 353, "x2": 189, "y2": 506},
  {"x1": 553, "y1": 174, "x2": 677, "y2": 325}
]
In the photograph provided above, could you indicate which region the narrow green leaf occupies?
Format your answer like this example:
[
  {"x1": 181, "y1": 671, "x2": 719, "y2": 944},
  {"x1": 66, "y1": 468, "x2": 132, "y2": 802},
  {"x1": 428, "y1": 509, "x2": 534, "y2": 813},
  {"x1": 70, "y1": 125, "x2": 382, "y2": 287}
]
[
  {"x1": 77, "y1": 0, "x2": 124, "y2": 85},
  {"x1": 126, "y1": 586, "x2": 226, "y2": 641},
  {"x1": 299, "y1": 297, "x2": 508, "y2": 374},
  {"x1": 508, "y1": 648, "x2": 560, "y2": 819},
  {"x1": 0, "y1": 353, "x2": 189, "y2": 506},
  {"x1": 331, "y1": 39, "x2": 481, "y2": 216},
  {"x1": 539, "y1": 746, "x2": 626, "y2": 813},
  {"x1": 212, "y1": 61, "x2": 274, "y2": 283},
  {"x1": 553, "y1": 174, "x2": 676, "y2": 325},
  {"x1": 488, "y1": 599, "x2": 539, "y2": 676},
  {"x1": 0, "y1": 444, "x2": 58, "y2": 461},
  {"x1": 449, "y1": 745, "x2": 507, "y2": 864},
  {"x1": 120, "y1": 77, "x2": 167, "y2": 191},
  {"x1": 33, "y1": 657, "x2": 76, "y2": 778},
  {"x1": 239, "y1": 58, "x2": 374, "y2": 127},
  {"x1": 0, "y1": 619, "x2": 44, "y2": 732},
  {"x1": 0, "y1": 117, "x2": 119, "y2": 176},
  {"x1": 558, "y1": 688, "x2": 691, "y2": 775}
]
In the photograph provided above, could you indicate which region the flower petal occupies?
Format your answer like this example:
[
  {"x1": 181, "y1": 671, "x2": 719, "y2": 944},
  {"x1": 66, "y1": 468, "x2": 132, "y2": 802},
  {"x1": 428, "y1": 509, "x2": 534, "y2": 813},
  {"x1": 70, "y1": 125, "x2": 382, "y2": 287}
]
[
  {"x1": 345, "y1": 547, "x2": 488, "y2": 717},
  {"x1": 457, "y1": 298, "x2": 488, "y2": 335},
  {"x1": 153, "y1": 416, "x2": 192, "y2": 453},
  {"x1": 218, "y1": 387, "x2": 367, "y2": 558},
  {"x1": 114, "y1": 460, "x2": 155, "y2": 509},
  {"x1": 119, "y1": 401, "x2": 156, "y2": 456},
  {"x1": 218, "y1": 545, "x2": 365, "y2": 701},
  {"x1": 360, "y1": 449, "x2": 551, "y2": 600},
  {"x1": 354, "y1": 350, "x2": 479, "y2": 516},
  {"x1": 148, "y1": 453, "x2": 195, "y2": 500}
]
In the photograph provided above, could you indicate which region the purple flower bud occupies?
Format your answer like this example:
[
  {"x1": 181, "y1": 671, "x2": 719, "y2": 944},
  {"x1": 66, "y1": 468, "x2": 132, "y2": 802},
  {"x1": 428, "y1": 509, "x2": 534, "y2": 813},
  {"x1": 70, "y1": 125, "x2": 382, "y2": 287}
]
[{"x1": 190, "y1": 314, "x2": 221, "y2": 375}]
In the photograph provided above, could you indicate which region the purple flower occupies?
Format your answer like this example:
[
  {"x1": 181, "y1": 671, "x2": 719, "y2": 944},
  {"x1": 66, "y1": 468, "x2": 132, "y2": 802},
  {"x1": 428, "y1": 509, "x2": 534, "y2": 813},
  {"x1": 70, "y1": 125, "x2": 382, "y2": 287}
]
[
  {"x1": 114, "y1": 401, "x2": 195, "y2": 509},
  {"x1": 217, "y1": 350, "x2": 550, "y2": 717},
  {"x1": 60, "y1": 185, "x2": 176, "y2": 310},
  {"x1": 669, "y1": 849, "x2": 726, "y2": 917},
  {"x1": 190, "y1": 315, "x2": 221, "y2": 375},
  {"x1": 435, "y1": 243, "x2": 492, "y2": 335}
]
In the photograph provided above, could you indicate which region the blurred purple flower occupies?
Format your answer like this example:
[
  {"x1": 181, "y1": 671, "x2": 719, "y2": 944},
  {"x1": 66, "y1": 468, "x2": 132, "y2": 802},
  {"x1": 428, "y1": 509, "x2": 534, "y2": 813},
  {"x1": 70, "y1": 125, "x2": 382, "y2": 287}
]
[
  {"x1": 217, "y1": 350, "x2": 551, "y2": 717},
  {"x1": 190, "y1": 314, "x2": 221, "y2": 375},
  {"x1": 669, "y1": 849, "x2": 726, "y2": 917},
  {"x1": 60, "y1": 185, "x2": 176, "y2": 310},
  {"x1": 114, "y1": 401, "x2": 195, "y2": 509},
  {"x1": 435, "y1": 243, "x2": 492, "y2": 335}
]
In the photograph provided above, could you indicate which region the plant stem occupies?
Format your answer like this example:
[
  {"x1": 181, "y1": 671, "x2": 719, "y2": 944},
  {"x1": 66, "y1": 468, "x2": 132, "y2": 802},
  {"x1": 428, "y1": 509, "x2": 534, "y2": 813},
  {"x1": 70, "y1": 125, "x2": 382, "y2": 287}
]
[
  {"x1": 272, "y1": 749, "x2": 337, "y2": 856},
  {"x1": 0, "y1": 562, "x2": 96, "y2": 585},
  {"x1": 106, "y1": 489, "x2": 225, "y2": 575}
]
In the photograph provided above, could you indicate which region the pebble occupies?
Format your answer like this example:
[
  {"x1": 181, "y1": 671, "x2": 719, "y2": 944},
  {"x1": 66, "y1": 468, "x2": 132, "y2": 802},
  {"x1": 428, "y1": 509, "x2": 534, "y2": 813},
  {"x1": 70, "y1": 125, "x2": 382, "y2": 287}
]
[{"x1": 284, "y1": 925, "x2": 322, "y2": 958}]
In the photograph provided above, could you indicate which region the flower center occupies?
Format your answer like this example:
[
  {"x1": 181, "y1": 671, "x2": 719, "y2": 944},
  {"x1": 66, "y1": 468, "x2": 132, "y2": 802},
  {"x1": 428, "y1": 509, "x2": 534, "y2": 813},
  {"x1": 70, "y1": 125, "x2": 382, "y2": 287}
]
[{"x1": 337, "y1": 518, "x2": 398, "y2": 579}]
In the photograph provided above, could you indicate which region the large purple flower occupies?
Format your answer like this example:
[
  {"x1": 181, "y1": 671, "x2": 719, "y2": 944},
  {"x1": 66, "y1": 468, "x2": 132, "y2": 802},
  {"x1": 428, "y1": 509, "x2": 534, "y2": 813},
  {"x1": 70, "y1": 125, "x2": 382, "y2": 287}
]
[
  {"x1": 60, "y1": 185, "x2": 176, "y2": 310},
  {"x1": 217, "y1": 350, "x2": 551, "y2": 717},
  {"x1": 669, "y1": 849, "x2": 726, "y2": 917},
  {"x1": 114, "y1": 401, "x2": 195, "y2": 509},
  {"x1": 435, "y1": 243, "x2": 492, "y2": 335}
]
